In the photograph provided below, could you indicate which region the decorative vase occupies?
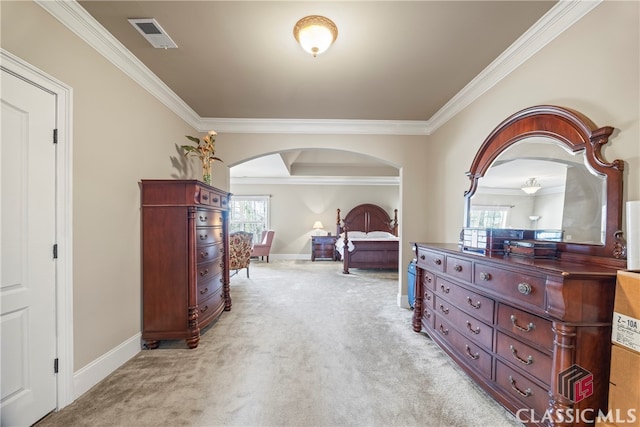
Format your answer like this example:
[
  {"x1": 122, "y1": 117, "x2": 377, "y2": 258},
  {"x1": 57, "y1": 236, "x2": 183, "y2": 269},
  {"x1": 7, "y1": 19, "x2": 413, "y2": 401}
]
[{"x1": 202, "y1": 160, "x2": 212, "y2": 185}]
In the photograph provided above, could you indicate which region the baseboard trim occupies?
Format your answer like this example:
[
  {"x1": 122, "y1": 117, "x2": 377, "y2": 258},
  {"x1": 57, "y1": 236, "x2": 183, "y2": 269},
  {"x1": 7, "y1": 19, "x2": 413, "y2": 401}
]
[{"x1": 73, "y1": 333, "x2": 141, "y2": 400}]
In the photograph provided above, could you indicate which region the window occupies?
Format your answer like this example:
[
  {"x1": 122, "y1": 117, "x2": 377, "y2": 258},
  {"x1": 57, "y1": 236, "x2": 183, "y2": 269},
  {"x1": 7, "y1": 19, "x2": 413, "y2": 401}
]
[
  {"x1": 229, "y1": 195, "x2": 270, "y2": 241},
  {"x1": 469, "y1": 205, "x2": 510, "y2": 228}
]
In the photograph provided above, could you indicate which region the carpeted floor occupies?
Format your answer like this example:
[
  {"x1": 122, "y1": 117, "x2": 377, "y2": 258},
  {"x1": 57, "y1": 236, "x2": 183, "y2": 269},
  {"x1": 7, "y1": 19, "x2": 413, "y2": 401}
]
[{"x1": 37, "y1": 260, "x2": 523, "y2": 427}]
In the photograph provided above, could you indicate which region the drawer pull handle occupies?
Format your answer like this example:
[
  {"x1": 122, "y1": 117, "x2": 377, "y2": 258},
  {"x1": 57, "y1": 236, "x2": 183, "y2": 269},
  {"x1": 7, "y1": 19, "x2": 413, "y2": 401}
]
[
  {"x1": 420, "y1": 255, "x2": 426, "y2": 260},
  {"x1": 439, "y1": 304, "x2": 449, "y2": 314},
  {"x1": 219, "y1": 232, "x2": 223, "y2": 238},
  {"x1": 440, "y1": 284, "x2": 450, "y2": 294},
  {"x1": 438, "y1": 324, "x2": 449, "y2": 335},
  {"x1": 202, "y1": 194, "x2": 209, "y2": 201},
  {"x1": 213, "y1": 197, "x2": 219, "y2": 203},
  {"x1": 466, "y1": 297, "x2": 481, "y2": 309},
  {"x1": 200, "y1": 251, "x2": 208, "y2": 259},
  {"x1": 479, "y1": 272, "x2": 491, "y2": 281},
  {"x1": 200, "y1": 269, "x2": 209, "y2": 276},
  {"x1": 200, "y1": 234, "x2": 208, "y2": 240},
  {"x1": 200, "y1": 305, "x2": 209, "y2": 313},
  {"x1": 425, "y1": 293, "x2": 431, "y2": 301},
  {"x1": 434, "y1": 259, "x2": 442, "y2": 265},
  {"x1": 510, "y1": 345, "x2": 534, "y2": 365},
  {"x1": 426, "y1": 276, "x2": 432, "y2": 283},
  {"x1": 466, "y1": 321, "x2": 480, "y2": 335},
  {"x1": 517, "y1": 282, "x2": 532, "y2": 295},
  {"x1": 425, "y1": 312, "x2": 431, "y2": 319},
  {"x1": 510, "y1": 315, "x2": 535, "y2": 332},
  {"x1": 200, "y1": 287, "x2": 208, "y2": 295},
  {"x1": 465, "y1": 345, "x2": 479, "y2": 360},
  {"x1": 199, "y1": 215, "x2": 208, "y2": 222},
  {"x1": 509, "y1": 376, "x2": 532, "y2": 397},
  {"x1": 454, "y1": 265, "x2": 462, "y2": 272}
]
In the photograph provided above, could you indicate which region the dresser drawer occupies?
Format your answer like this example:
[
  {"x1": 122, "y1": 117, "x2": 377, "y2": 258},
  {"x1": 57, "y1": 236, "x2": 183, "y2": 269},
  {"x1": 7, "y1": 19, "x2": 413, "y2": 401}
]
[
  {"x1": 434, "y1": 315, "x2": 492, "y2": 378},
  {"x1": 197, "y1": 242, "x2": 223, "y2": 264},
  {"x1": 435, "y1": 278, "x2": 495, "y2": 324},
  {"x1": 445, "y1": 255, "x2": 472, "y2": 282},
  {"x1": 417, "y1": 248, "x2": 445, "y2": 272},
  {"x1": 195, "y1": 209, "x2": 223, "y2": 227},
  {"x1": 422, "y1": 307, "x2": 434, "y2": 331},
  {"x1": 424, "y1": 288, "x2": 435, "y2": 309},
  {"x1": 434, "y1": 295, "x2": 493, "y2": 350},
  {"x1": 496, "y1": 304, "x2": 554, "y2": 351},
  {"x1": 495, "y1": 332, "x2": 552, "y2": 385},
  {"x1": 495, "y1": 360, "x2": 549, "y2": 419},
  {"x1": 196, "y1": 260, "x2": 222, "y2": 284},
  {"x1": 197, "y1": 188, "x2": 222, "y2": 207},
  {"x1": 474, "y1": 263, "x2": 546, "y2": 309},
  {"x1": 423, "y1": 270, "x2": 435, "y2": 291},
  {"x1": 198, "y1": 286, "x2": 225, "y2": 323},
  {"x1": 197, "y1": 272, "x2": 223, "y2": 300},
  {"x1": 196, "y1": 227, "x2": 224, "y2": 246}
]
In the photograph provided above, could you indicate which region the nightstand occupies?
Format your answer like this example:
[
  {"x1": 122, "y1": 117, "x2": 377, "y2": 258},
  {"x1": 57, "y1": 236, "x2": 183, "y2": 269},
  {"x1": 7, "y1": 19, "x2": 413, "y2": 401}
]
[{"x1": 311, "y1": 235, "x2": 337, "y2": 261}]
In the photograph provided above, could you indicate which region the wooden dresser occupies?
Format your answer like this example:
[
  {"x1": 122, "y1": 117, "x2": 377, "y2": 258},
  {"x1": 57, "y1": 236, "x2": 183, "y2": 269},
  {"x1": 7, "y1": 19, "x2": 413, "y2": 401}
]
[
  {"x1": 141, "y1": 180, "x2": 231, "y2": 349},
  {"x1": 412, "y1": 243, "x2": 617, "y2": 426},
  {"x1": 412, "y1": 107, "x2": 630, "y2": 426}
]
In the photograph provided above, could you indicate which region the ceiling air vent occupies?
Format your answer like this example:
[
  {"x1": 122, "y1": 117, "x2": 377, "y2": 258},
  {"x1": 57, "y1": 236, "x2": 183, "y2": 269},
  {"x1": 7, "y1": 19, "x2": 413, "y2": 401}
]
[{"x1": 128, "y1": 18, "x2": 177, "y2": 49}]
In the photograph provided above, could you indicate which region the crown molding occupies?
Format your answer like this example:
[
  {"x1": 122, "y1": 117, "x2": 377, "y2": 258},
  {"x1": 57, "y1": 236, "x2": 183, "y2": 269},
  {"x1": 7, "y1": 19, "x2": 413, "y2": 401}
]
[
  {"x1": 230, "y1": 176, "x2": 400, "y2": 186},
  {"x1": 37, "y1": 0, "x2": 600, "y2": 136},
  {"x1": 35, "y1": 0, "x2": 202, "y2": 130},
  {"x1": 198, "y1": 117, "x2": 428, "y2": 135},
  {"x1": 428, "y1": 0, "x2": 602, "y2": 132}
]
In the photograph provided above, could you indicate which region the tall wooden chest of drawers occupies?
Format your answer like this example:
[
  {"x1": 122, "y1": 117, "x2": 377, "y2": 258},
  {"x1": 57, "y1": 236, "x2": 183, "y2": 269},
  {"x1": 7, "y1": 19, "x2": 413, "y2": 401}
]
[
  {"x1": 413, "y1": 243, "x2": 618, "y2": 426},
  {"x1": 141, "y1": 180, "x2": 231, "y2": 349}
]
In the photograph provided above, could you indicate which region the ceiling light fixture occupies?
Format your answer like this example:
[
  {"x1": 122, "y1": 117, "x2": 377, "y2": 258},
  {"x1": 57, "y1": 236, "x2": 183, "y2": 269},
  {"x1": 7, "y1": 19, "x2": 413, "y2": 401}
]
[
  {"x1": 521, "y1": 177, "x2": 542, "y2": 195},
  {"x1": 293, "y1": 15, "x2": 338, "y2": 57}
]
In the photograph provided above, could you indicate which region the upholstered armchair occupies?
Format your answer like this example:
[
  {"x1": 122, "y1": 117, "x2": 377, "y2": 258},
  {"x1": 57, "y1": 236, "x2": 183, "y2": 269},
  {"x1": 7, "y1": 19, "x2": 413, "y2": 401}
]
[
  {"x1": 229, "y1": 231, "x2": 253, "y2": 278},
  {"x1": 252, "y1": 230, "x2": 275, "y2": 262}
]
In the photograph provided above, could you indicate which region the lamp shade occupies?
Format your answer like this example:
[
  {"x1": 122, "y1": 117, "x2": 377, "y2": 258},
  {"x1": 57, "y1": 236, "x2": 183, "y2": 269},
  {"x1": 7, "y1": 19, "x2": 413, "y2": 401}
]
[
  {"x1": 312, "y1": 221, "x2": 324, "y2": 230},
  {"x1": 293, "y1": 15, "x2": 338, "y2": 57}
]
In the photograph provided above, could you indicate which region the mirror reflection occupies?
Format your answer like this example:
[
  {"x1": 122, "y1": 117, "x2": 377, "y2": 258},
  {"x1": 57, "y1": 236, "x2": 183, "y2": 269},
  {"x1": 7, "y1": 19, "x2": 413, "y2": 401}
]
[{"x1": 470, "y1": 137, "x2": 607, "y2": 244}]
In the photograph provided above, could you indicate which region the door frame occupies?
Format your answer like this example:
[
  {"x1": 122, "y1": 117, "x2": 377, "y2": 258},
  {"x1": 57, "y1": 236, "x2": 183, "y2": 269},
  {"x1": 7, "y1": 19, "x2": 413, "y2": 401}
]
[{"x1": 1, "y1": 49, "x2": 74, "y2": 410}]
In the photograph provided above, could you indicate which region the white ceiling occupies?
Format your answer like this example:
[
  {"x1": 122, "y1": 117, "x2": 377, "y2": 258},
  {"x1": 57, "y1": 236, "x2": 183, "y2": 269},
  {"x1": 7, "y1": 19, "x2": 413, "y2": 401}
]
[{"x1": 48, "y1": 1, "x2": 599, "y2": 182}]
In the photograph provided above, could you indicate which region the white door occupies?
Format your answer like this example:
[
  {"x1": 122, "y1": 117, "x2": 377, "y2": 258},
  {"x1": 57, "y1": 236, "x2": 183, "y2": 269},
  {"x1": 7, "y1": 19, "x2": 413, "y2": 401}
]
[{"x1": 1, "y1": 70, "x2": 58, "y2": 426}]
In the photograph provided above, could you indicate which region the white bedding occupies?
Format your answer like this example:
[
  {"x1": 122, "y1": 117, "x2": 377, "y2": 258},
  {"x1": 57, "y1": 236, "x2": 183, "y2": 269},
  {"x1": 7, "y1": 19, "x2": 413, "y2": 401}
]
[{"x1": 334, "y1": 231, "x2": 399, "y2": 258}]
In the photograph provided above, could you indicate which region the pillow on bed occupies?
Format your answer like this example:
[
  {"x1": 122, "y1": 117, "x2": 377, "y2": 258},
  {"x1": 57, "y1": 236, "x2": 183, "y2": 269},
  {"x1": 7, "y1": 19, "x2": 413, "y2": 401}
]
[
  {"x1": 342, "y1": 231, "x2": 367, "y2": 239},
  {"x1": 366, "y1": 231, "x2": 396, "y2": 239}
]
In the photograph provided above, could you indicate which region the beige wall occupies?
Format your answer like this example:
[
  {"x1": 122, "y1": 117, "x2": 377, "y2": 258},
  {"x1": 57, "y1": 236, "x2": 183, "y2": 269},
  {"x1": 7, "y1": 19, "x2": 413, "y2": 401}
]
[
  {"x1": 231, "y1": 183, "x2": 399, "y2": 257},
  {"x1": 428, "y1": 0, "x2": 639, "y2": 244},
  {"x1": 1, "y1": 0, "x2": 637, "y2": 388},
  {"x1": 1, "y1": 2, "x2": 204, "y2": 369},
  {"x1": 217, "y1": 132, "x2": 431, "y2": 295}
]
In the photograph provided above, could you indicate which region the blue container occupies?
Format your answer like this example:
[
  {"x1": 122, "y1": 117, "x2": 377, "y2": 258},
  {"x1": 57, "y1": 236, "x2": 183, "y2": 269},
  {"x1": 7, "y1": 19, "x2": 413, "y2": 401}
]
[{"x1": 407, "y1": 259, "x2": 417, "y2": 308}]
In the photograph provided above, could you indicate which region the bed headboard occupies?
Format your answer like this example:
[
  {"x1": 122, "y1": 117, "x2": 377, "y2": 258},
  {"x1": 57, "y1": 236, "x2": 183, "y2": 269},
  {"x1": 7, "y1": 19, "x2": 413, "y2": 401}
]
[{"x1": 336, "y1": 204, "x2": 399, "y2": 236}]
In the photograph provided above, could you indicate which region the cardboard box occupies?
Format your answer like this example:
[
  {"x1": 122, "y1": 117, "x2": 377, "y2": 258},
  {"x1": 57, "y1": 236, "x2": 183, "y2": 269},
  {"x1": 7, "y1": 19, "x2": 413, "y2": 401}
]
[
  {"x1": 607, "y1": 344, "x2": 640, "y2": 426},
  {"x1": 612, "y1": 271, "x2": 640, "y2": 353}
]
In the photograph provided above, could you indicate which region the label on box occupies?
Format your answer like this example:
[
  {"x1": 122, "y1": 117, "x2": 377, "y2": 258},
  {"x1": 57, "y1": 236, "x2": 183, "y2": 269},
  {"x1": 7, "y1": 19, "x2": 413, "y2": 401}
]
[{"x1": 612, "y1": 311, "x2": 640, "y2": 352}]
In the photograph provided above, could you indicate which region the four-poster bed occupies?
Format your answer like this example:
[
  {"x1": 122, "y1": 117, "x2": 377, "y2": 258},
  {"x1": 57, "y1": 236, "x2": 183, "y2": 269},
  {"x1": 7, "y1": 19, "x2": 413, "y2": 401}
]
[{"x1": 335, "y1": 204, "x2": 399, "y2": 274}]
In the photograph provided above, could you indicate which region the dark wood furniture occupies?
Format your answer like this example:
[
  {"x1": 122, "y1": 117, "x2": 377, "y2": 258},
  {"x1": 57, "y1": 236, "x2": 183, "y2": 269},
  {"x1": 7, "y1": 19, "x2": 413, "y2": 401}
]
[
  {"x1": 413, "y1": 106, "x2": 628, "y2": 427},
  {"x1": 141, "y1": 180, "x2": 231, "y2": 349},
  {"x1": 311, "y1": 235, "x2": 337, "y2": 261},
  {"x1": 336, "y1": 204, "x2": 399, "y2": 274}
]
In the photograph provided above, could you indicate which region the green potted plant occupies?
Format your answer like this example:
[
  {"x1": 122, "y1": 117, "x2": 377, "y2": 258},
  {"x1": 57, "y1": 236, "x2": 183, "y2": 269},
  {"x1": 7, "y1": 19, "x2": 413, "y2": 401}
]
[{"x1": 180, "y1": 130, "x2": 223, "y2": 185}]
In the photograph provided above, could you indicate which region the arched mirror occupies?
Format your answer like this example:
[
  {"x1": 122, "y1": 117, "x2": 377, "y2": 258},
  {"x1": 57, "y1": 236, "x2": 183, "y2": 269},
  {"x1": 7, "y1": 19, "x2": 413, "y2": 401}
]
[{"x1": 464, "y1": 105, "x2": 626, "y2": 265}]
